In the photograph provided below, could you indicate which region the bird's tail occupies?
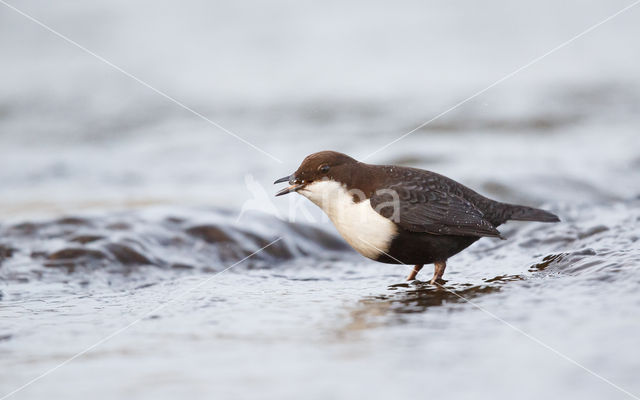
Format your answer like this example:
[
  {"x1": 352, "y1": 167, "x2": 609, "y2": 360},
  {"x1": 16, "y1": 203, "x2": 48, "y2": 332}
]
[{"x1": 503, "y1": 203, "x2": 560, "y2": 223}]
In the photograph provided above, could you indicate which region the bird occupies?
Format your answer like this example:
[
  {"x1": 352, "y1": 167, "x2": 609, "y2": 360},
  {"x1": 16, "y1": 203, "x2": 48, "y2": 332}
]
[{"x1": 274, "y1": 151, "x2": 560, "y2": 284}]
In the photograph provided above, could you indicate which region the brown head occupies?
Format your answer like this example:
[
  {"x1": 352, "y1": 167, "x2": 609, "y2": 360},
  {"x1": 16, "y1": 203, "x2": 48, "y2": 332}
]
[{"x1": 274, "y1": 151, "x2": 360, "y2": 196}]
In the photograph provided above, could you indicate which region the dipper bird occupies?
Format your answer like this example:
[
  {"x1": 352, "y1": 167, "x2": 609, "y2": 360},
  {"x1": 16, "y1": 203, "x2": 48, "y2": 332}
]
[{"x1": 274, "y1": 151, "x2": 559, "y2": 284}]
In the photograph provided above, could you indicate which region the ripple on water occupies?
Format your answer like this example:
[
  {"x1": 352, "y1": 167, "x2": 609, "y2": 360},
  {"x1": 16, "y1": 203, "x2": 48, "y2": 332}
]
[
  {"x1": 338, "y1": 200, "x2": 640, "y2": 330},
  {"x1": 0, "y1": 208, "x2": 352, "y2": 283},
  {"x1": 1, "y1": 202, "x2": 638, "y2": 306}
]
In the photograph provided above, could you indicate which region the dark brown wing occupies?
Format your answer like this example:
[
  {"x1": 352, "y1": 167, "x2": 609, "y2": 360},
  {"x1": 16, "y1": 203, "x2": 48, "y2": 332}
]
[{"x1": 370, "y1": 183, "x2": 502, "y2": 238}]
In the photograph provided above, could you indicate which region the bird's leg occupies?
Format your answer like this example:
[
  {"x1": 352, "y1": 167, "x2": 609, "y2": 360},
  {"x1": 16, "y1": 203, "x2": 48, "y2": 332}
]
[
  {"x1": 406, "y1": 264, "x2": 423, "y2": 281},
  {"x1": 430, "y1": 261, "x2": 447, "y2": 285}
]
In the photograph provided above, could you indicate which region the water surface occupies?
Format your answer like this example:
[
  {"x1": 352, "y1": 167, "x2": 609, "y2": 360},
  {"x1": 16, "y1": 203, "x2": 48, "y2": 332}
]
[{"x1": 1, "y1": 1, "x2": 640, "y2": 399}]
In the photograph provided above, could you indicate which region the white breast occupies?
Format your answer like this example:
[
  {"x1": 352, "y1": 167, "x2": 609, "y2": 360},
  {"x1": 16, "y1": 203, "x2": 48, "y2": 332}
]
[{"x1": 298, "y1": 180, "x2": 397, "y2": 259}]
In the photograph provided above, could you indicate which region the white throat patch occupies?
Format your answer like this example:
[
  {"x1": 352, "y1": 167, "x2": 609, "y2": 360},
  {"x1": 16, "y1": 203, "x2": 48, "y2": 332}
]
[{"x1": 298, "y1": 180, "x2": 397, "y2": 259}]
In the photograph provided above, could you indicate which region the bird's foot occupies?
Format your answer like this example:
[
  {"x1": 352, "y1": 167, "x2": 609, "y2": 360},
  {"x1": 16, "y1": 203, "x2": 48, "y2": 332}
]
[
  {"x1": 430, "y1": 261, "x2": 447, "y2": 285},
  {"x1": 406, "y1": 264, "x2": 423, "y2": 281},
  {"x1": 429, "y1": 277, "x2": 446, "y2": 286}
]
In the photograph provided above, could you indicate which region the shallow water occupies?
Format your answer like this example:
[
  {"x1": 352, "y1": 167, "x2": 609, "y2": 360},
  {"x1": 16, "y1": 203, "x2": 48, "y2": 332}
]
[
  {"x1": 2, "y1": 1, "x2": 640, "y2": 399},
  {"x1": 2, "y1": 202, "x2": 640, "y2": 400}
]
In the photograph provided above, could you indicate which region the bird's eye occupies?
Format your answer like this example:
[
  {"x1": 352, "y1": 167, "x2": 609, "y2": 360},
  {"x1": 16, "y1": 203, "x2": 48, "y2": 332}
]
[{"x1": 319, "y1": 164, "x2": 330, "y2": 173}]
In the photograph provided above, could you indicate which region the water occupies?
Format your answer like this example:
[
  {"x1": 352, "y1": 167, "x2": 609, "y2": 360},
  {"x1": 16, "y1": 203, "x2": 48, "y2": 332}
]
[{"x1": 2, "y1": 1, "x2": 640, "y2": 399}]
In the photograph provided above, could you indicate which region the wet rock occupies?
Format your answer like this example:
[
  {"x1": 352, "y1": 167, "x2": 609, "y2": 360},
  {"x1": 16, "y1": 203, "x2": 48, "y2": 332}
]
[
  {"x1": 45, "y1": 248, "x2": 108, "y2": 268},
  {"x1": 54, "y1": 217, "x2": 92, "y2": 226},
  {"x1": 105, "y1": 243, "x2": 152, "y2": 266},
  {"x1": 46, "y1": 248, "x2": 108, "y2": 260},
  {"x1": 0, "y1": 208, "x2": 352, "y2": 281},
  {"x1": 186, "y1": 225, "x2": 235, "y2": 243},
  {"x1": 69, "y1": 235, "x2": 104, "y2": 244},
  {"x1": 240, "y1": 230, "x2": 293, "y2": 259},
  {"x1": 260, "y1": 239, "x2": 294, "y2": 260}
]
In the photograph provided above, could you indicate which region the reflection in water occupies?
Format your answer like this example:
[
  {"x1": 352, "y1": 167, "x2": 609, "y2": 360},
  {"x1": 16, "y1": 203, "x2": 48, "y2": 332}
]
[
  {"x1": 382, "y1": 281, "x2": 502, "y2": 313},
  {"x1": 342, "y1": 274, "x2": 525, "y2": 333},
  {"x1": 342, "y1": 247, "x2": 579, "y2": 332}
]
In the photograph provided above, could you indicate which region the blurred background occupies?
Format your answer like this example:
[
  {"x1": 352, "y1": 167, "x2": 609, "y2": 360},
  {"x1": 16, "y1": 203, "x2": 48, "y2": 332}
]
[
  {"x1": 1, "y1": 1, "x2": 639, "y2": 399},
  {"x1": 1, "y1": 0, "x2": 639, "y2": 216}
]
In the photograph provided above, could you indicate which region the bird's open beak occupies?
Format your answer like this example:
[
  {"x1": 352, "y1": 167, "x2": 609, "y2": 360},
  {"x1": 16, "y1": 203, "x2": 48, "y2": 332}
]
[{"x1": 274, "y1": 175, "x2": 305, "y2": 196}]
